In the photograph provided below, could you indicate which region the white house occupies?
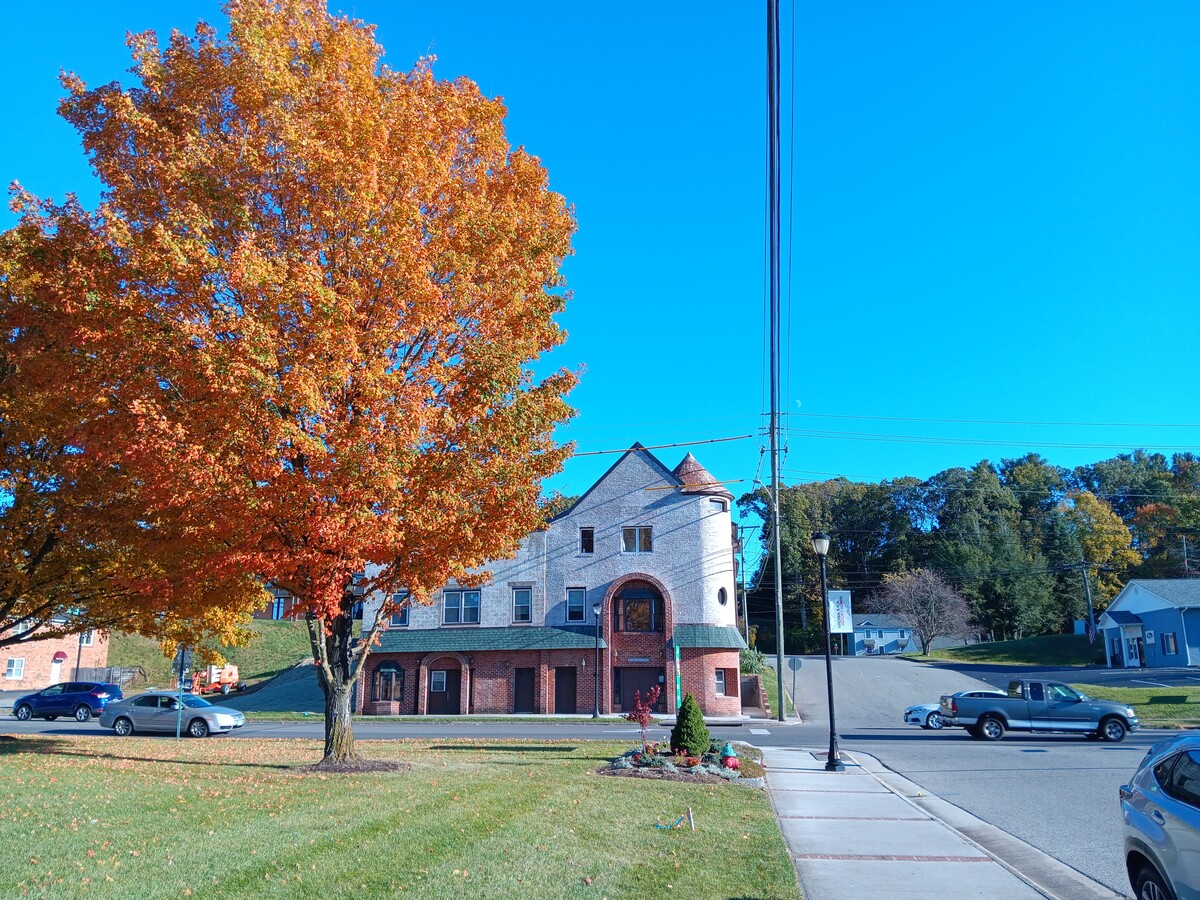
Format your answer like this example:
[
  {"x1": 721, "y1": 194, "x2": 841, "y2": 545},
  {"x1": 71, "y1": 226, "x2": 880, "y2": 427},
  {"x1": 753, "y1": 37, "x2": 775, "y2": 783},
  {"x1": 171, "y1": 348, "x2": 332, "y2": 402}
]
[{"x1": 355, "y1": 444, "x2": 746, "y2": 717}]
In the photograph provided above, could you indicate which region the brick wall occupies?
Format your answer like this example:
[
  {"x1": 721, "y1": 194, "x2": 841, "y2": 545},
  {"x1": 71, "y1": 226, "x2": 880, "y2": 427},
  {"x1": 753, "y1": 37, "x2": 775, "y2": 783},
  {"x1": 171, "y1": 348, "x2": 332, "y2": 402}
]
[
  {"x1": 1, "y1": 632, "x2": 111, "y2": 690},
  {"x1": 678, "y1": 648, "x2": 741, "y2": 717}
]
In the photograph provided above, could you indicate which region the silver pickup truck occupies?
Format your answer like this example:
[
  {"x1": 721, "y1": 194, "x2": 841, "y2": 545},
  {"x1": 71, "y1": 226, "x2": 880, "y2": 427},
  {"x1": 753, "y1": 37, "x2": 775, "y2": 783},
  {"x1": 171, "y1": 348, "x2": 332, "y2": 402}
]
[{"x1": 940, "y1": 679, "x2": 1139, "y2": 742}]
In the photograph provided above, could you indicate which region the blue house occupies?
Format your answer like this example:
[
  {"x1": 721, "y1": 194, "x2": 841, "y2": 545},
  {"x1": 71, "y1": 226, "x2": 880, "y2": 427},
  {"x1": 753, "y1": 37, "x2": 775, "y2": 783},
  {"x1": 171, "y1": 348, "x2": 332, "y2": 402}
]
[
  {"x1": 1098, "y1": 580, "x2": 1200, "y2": 668},
  {"x1": 851, "y1": 615, "x2": 915, "y2": 655}
]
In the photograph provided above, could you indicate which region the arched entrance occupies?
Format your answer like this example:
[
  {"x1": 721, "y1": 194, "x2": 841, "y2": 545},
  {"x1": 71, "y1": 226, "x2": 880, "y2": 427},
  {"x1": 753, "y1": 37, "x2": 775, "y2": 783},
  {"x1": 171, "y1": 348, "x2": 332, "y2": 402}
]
[{"x1": 604, "y1": 575, "x2": 672, "y2": 713}]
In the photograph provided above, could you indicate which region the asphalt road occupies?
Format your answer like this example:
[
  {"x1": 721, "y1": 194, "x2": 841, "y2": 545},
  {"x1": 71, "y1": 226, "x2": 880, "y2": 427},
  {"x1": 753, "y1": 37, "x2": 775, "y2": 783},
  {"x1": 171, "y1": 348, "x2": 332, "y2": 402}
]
[{"x1": 788, "y1": 654, "x2": 1155, "y2": 896}]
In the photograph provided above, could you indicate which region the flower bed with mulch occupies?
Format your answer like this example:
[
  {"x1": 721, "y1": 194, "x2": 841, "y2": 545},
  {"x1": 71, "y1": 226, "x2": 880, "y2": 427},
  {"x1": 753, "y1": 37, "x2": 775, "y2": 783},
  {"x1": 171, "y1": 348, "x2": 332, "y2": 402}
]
[{"x1": 600, "y1": 740, "x2": 766, "y2": 788}]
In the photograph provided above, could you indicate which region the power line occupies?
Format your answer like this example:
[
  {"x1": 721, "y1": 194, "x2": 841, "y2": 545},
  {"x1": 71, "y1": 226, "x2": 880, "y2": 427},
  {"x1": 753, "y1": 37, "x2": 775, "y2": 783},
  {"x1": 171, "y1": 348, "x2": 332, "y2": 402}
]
[
  {"x1": 569, "y1": 435, "x2": 753, "y2": 458},
  {"x1": 795, "y1": 413, "x2": 1200, "y2": 428},
  {"x1": 785, "y1": 428, "x2": 1199, "y2": 451}
]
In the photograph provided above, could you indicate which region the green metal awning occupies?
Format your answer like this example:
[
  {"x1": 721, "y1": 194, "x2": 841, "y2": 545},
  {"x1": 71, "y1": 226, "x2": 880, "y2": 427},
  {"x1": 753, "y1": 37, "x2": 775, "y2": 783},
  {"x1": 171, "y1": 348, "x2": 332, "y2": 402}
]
[{"x1": 376, "y1": 625, "x2": 606, "y2": 654}]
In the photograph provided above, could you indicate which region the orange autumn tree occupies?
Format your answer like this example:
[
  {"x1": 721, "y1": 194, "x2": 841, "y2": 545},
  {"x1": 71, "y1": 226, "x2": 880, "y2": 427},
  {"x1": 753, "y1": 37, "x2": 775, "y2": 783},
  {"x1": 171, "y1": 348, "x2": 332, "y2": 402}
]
[
  {"x1": 9, "y1": 0, "x2": 577, "y2": 763},
  {"x1": 0, "y1": 206, "x2": 267, "y2": 651}
]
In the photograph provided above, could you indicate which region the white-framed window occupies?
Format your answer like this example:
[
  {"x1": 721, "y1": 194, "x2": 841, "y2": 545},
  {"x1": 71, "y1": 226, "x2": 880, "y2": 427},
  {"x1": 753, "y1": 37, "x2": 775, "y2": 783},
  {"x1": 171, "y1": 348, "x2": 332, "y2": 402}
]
[
  {"x1": 431, "y1": 670, "x2": 447, "y2": 692},
  {"x1": 579, "y1": 528, "x2": 594, "y2": 554},
  {"x1": 4, "y1": 658, "x2": 24, "y2": 679},
  {"x1": 715, "y1": 668, "x2": 727, "y2": 695},
  {"x1": 79, "y1": 629, "x2": 95, "y2": 647},
  {"x1": 567, "y1": 588, "x2": 586, "y2": 623},
  {"x1": 443, "y1": 590, "x2": 480, "y2": 625},
  {"x1": 389, "y1": 591, "x2": 410, "y2": 627},
  {"x1": 1163, "y1": 633, "x2": 1179, "y2": 654},
  {"x1": 512, "y1": 587, "x2": 532, "y2": 624},
  {"x1": 622, "y1": 526, "x2": 653, "y2": 553}
]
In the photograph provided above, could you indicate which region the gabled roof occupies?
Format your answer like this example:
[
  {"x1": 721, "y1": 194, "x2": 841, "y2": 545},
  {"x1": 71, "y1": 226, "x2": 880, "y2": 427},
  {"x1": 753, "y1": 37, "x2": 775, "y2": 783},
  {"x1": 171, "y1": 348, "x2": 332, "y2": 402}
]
[
  {"x1": 549, "y1": 442, "x2": 730, "y2": 520},
  {"x1": 852, "y1": 614, "x2": 907, "y2": 629},
  {"x1": 376, "y1": 625, "x2": 605, "y2": 654},
  {"x1": 1104, "y1": 610, "x2": 1143, "y2": 625},
  {"x1": 671, "y1": 453, "x2": 734, "y2": 500},
  {"x1": 1125, "y1": 579, "x2": 1200, "y2": 609}
]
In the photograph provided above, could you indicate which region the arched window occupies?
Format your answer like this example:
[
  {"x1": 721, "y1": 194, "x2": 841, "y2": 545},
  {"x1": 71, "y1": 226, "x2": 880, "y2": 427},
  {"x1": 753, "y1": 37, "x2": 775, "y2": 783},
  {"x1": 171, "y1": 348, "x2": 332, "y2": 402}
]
[
  {"x1": 614, "y1": 583, "x2": 665, "y2": 633},
  {"x1": 372, "y1": 664, "x2": 404, "y2": 702}
]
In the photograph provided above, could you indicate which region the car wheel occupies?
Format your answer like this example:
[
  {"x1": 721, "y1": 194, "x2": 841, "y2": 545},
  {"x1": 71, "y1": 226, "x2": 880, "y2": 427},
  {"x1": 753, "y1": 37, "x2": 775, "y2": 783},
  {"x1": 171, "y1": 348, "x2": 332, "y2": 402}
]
[
  {"x1": 1101, "y1": 716, "x2": 1128, "y2": 743},
  {"x1": 979, "y1": 716, "x2": 1005, "y2": 741},
  {"x1": 74, "y1": 705, "x2": 92, "y2": 723},
  {"x1": 926, "y1": 711, "x2": 944, "y2": 730},
  {"x1": 14, "y1": 704, "x2": 32, "y2": 721},
  {"x1": 188, "y1": 718, "x2": 210, "y2": 738},
  {"x1": 112, "y1": 717, "x2": 134, "y2": 736},
  {"x1": 1136, "y1": 863, "x2": 1176, "y2": 900}
]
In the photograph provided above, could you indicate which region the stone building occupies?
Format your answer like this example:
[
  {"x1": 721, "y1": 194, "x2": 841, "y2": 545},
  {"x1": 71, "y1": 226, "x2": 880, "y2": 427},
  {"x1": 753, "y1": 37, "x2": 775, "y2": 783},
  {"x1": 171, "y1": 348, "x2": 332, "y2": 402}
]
[{"x1": 355, "y1": 444, "x2": 745, "y2": 717}]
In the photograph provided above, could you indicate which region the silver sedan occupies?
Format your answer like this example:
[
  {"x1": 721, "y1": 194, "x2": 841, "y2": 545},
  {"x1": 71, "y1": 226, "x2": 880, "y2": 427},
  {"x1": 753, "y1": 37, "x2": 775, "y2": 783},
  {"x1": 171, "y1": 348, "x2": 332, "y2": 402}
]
[{"x1": 98, "y1": 691, "x2": 245, "y2": 738}]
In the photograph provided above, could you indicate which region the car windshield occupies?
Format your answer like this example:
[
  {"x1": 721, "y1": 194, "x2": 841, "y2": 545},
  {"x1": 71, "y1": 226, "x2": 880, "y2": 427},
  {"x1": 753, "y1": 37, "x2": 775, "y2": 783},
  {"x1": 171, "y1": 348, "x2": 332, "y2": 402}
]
[{"x1": 181, "y1": 695, "x2": 214, "y2": 709}]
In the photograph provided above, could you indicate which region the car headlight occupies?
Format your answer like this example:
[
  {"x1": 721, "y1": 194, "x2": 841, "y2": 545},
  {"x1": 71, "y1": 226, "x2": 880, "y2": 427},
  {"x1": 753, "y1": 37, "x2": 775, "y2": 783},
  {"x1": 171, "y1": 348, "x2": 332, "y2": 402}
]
[{"x1": 1126, "y1": 708, "x2": 1137, "y2": 718}]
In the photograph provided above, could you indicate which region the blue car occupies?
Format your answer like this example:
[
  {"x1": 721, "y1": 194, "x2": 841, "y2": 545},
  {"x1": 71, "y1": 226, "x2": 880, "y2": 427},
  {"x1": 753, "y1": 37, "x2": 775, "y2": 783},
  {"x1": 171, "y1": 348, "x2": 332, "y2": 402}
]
[{"x1": 12, "y1": 681, "x2": 124, "y2": 723}]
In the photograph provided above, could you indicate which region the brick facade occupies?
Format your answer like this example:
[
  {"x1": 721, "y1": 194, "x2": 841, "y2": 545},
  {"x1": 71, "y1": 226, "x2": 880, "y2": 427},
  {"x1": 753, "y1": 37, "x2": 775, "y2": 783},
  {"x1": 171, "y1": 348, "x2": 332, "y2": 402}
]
[{"x1": 1, "y1": 631, "x2": 111, "y2": 690}]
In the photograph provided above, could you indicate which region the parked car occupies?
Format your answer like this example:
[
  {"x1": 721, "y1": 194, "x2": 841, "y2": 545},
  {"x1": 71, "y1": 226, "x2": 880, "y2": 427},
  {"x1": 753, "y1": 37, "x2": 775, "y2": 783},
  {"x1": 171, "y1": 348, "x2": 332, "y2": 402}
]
[
  {"x1": 904, "y1": 690, "x2": 1007, "y2": 729},
  {"x1": 12, "y1": 682, "x2": 124, "y2": 723},
  {"x1": 1120, "y1": 733, "x2": 1200, "y2": 900},
  {"x1": 98, "y1": 691, "x2": 245, "y2": 738}
]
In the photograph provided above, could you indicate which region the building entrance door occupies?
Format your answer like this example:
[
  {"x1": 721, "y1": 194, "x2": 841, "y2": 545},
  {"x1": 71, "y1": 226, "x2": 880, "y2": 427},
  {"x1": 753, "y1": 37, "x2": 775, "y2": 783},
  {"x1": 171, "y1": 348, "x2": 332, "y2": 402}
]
[
  {"x1": 554, "y1": 667, "x2": 577, "y2": 714},
  {"x1": 514, "y1": 668, "x2": 536, "y2": 713}
]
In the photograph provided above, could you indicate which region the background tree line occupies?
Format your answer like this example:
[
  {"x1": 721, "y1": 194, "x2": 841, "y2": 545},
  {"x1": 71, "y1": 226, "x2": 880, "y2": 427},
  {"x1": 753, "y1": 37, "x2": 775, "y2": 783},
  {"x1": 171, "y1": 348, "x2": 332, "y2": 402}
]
[{"x1": 739, "y1": 450, "x2": 1200, "y2": 652}]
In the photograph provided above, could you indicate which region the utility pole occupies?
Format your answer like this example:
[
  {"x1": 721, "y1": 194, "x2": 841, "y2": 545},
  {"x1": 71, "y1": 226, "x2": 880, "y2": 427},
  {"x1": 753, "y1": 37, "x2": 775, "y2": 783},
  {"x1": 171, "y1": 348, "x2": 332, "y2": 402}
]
[
  {"x1": 1080, "y1": 561, "x2": 1096, "y2": 641},
  {"x1": 767, "y1": 0, "x2": 786, "y2": 722}
]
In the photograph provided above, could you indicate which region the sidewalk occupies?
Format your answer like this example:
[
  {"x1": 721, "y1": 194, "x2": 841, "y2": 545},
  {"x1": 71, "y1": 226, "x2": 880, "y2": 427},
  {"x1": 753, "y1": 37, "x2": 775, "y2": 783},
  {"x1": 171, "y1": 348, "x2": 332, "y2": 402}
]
[{"x1": 761, "y1": 747, "x2": 1127, "y2": 900}]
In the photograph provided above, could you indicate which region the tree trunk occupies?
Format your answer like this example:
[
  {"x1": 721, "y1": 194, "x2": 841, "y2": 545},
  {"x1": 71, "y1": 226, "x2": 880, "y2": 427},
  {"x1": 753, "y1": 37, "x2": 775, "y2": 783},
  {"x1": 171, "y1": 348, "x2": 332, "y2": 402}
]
[
  {"x1": 322, "y1": 667, "x2": 358, "y2": 764},
  {"x1": 309, "y1": 609, "x2": 362, "y2": 765}
]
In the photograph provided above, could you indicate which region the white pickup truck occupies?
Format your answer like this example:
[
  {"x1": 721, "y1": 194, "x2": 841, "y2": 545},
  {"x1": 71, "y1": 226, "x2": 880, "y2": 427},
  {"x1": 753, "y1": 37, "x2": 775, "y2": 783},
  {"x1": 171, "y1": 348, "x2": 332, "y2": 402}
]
[{"x1": 940, "y1": 679, "x2": 1139, "y2": 742}]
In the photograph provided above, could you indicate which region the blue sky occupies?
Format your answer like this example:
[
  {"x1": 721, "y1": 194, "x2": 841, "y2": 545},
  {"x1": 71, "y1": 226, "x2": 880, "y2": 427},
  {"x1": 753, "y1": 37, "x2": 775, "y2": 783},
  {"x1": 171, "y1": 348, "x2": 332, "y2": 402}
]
[{"x1": 3, "y1": 1, "x2": 1198, "y2": 528}]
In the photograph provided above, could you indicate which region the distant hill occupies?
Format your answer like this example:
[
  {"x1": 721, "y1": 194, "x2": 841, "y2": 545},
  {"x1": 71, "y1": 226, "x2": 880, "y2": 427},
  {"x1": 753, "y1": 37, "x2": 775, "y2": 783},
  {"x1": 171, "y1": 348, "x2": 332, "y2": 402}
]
[{"x1": 108, "y1": 620, "x2": 314, "y2": 687}]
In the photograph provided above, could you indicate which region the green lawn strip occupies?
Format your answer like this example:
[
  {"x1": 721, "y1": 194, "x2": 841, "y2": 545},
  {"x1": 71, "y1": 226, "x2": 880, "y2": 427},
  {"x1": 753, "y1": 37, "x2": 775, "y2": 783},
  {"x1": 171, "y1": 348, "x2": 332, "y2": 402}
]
[
  {"x1": 759, "y1": 667, "x2": 796, "y2": 716},
  {"x1": 0, "y1": 736, "x2": 798, "y2": 899},
  {"x1": 922, "y1": 634, "x2": 1104, "y2": 667},
  {"x1": 1071, "y1": 683, "x2": 1200, "y2": 727}
]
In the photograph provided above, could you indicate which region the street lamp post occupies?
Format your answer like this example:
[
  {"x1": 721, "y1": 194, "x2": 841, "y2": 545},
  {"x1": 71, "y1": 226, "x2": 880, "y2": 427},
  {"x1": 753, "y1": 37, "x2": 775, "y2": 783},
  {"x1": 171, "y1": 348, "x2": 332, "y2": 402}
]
[
  {"x1": 811, "y1": 531, "x2": 844, "y2": 773},
  {"x1": 592, "y1": 601, "x2": 603, "y2": 718}
]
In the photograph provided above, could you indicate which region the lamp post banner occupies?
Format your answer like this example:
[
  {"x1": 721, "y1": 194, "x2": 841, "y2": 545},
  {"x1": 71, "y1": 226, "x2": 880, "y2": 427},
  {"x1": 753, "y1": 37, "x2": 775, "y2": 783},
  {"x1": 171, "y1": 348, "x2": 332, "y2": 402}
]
[{"x1": 827, "y1": 591, "x2": 853, "y2": 634}]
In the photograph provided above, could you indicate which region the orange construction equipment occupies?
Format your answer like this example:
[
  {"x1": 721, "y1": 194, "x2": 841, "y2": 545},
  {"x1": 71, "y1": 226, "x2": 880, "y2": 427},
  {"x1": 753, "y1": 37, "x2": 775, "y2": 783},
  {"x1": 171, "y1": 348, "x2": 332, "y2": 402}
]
[{"x1": 190, "y1": 664, "x2": 247, "y2": 696}]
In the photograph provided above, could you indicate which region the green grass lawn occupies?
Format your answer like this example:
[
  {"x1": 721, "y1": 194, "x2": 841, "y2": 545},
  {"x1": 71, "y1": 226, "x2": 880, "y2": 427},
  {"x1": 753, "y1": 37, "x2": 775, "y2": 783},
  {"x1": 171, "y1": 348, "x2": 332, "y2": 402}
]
[
  {"x1": 0, "y1": 736, "x2": 799, "y2": 899},
  {"x1": 922, "y1": 634, "x2": 1105, "y2": 667},
  {"x1": 759, "y1": 667, "x2": 796, "y2": 716},
  {"x1": 108, "y1": 619, "x2": 317, "y2": 687},
  {"x1": 1072, "y1": 683, "x2": 1200, "y2": 727}
]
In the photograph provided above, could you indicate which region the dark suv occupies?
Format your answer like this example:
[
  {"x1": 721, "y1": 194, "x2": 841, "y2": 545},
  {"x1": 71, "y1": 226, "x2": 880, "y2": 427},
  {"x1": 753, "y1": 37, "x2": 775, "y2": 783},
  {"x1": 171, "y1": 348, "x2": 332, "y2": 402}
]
[{"x1": 12, "y1": 682, "x2": 124, "y2": 722}]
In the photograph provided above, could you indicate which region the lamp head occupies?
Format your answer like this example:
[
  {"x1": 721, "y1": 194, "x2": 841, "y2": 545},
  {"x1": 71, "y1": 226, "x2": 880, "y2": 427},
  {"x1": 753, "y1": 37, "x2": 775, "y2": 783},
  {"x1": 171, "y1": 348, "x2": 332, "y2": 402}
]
[
  {"x1": 811, "y1": 531, "x2": 831, "y2": 557},
  {"x1": 592, "y1": 601, "x2": 602, "y2": 616}
]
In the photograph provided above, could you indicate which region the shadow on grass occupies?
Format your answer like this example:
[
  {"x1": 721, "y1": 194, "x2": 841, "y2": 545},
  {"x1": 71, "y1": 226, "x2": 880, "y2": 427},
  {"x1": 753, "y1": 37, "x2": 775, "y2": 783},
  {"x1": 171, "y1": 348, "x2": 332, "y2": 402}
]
[
  {"x1": 428, "y1": 744, "x2": 579, "y2": 753},
  {"x1": 0, "y1": 737, "x2": 298, "y2": 769}
]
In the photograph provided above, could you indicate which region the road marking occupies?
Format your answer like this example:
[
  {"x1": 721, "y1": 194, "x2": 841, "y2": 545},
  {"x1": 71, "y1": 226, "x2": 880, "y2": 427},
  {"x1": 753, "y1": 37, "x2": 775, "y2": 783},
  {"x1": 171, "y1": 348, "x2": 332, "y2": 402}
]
[
  {"x1": 1132, "y1": 679, "x2": 1171, "y2": 687},
  {"x1": 749, "y1": 729, "x2": 771, "y2": 735}
]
